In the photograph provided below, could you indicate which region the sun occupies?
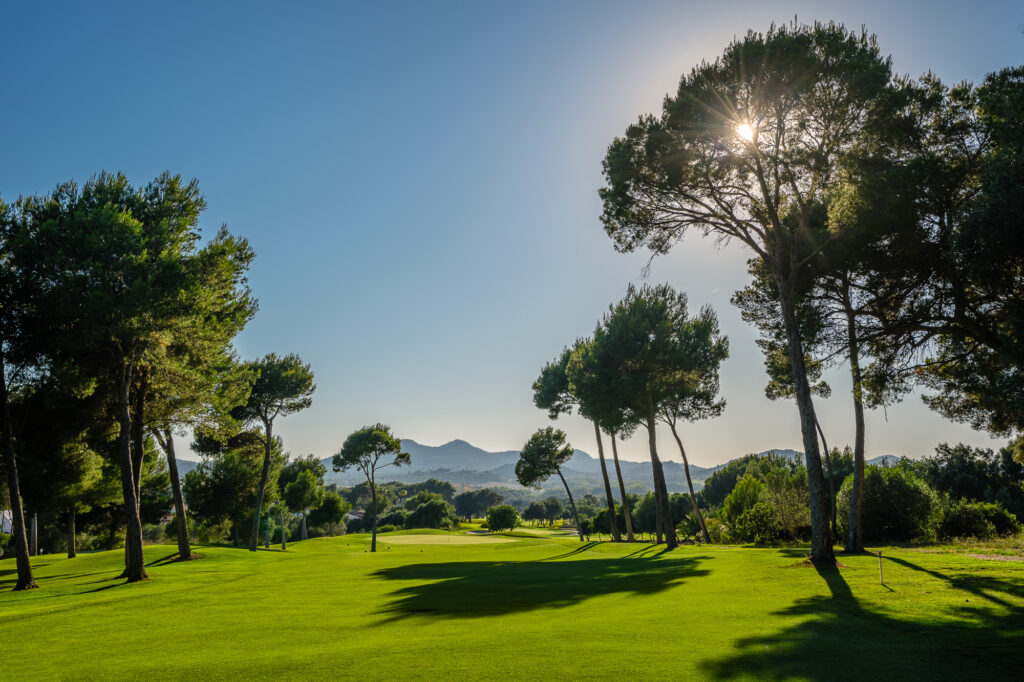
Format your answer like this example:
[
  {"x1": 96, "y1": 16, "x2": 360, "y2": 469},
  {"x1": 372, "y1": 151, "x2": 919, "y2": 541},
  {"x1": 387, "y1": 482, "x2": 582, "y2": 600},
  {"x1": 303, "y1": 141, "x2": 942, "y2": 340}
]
[{"x1": 736, "y1": 122, "x2": 755, "y2": 142}]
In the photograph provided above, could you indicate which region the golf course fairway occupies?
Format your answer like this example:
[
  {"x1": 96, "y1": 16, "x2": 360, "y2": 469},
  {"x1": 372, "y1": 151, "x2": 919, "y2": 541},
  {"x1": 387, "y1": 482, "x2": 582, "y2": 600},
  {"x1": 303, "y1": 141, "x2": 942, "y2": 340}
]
[{"x1": 2, "y1": 531, "x2": 1022, "y2": 680}]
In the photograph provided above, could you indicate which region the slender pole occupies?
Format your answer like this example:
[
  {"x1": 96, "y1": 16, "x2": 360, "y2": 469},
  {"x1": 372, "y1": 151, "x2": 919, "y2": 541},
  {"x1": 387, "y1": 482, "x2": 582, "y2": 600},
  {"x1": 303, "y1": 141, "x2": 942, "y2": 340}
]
[{"x1": 878, "y1": 550, "x2": 884, "y2": 585}]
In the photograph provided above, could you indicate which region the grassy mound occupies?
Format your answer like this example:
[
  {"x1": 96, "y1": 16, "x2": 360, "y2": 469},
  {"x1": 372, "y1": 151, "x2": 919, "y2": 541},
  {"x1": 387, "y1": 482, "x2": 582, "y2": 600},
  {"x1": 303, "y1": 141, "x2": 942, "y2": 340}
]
[{"x1": 2, "y1": 535, "x2": 1022, "y2": 679}]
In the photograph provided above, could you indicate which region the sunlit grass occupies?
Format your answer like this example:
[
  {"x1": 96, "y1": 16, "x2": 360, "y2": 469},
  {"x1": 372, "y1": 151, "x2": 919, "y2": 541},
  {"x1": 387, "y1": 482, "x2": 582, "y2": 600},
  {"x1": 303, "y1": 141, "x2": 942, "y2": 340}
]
[{"x1": 1, "y1": 535, "x2": 1021, "y2": 680}]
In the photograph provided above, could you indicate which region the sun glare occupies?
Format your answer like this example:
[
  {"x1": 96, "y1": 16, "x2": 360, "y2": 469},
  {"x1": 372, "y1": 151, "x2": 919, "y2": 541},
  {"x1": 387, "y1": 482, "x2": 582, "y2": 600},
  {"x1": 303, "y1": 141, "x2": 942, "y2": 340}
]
[{"x1": 736, "y1": 122, "x2": 755, "y2": 142}]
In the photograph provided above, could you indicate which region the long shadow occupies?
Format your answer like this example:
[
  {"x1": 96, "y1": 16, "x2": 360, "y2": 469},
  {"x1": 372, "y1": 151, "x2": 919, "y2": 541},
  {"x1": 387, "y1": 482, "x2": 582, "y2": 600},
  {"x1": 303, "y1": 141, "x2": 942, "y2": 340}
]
[
  {"x1": 371, "y1": 555, "x2": 710, "y2": 622},
  {"x1": 885, "y1": 555, "x2": 1024, "y2": 609},
  {"x1": 701, "y1": 559, "x2": 1024, "y2": 680},
  {"x1": 541, "y1": 542, "x2": 600, "y2": 561}
]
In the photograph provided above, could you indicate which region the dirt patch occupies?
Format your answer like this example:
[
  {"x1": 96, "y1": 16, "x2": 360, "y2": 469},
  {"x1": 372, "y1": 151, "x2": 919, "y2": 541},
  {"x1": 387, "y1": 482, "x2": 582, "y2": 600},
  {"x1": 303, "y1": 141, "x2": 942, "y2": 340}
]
[{"x1": 966, "y1": 553, "x2": 1024, "y2": 562}]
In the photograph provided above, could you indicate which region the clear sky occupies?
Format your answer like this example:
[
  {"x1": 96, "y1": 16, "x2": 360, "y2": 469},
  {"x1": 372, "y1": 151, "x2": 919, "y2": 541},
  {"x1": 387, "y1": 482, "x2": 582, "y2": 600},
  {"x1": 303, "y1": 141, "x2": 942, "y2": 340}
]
[{"x1": 2, "y1": 1, "x2": 1022, "y2": 466}]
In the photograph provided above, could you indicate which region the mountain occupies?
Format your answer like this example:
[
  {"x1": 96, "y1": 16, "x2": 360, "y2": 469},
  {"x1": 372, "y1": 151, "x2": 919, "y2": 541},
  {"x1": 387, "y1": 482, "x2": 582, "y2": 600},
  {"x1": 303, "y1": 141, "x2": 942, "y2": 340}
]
[{"x1": 867, "y1": 454, "x2": 901, "y2": 467}]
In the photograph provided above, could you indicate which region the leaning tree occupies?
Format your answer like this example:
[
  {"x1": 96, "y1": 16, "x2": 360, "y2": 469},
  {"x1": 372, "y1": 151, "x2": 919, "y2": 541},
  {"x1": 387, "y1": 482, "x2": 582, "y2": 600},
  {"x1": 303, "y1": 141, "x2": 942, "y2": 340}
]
[
  {"x1": 600, "y1": 22, "x2": 900, "y2": 564},
  {"x1": 516, "y1": 427, "x2": 583, "y2": 542},
  {"x1": 533, "y1": 344, "x2": 620, "y2": 541}
]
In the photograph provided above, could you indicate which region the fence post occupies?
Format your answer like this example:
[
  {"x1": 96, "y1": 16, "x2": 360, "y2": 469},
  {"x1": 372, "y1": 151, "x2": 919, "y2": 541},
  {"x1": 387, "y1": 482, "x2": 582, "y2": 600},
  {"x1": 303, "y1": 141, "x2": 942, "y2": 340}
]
[{"x1": 878, "y1": 550, "x2": 884, "y2": 585}]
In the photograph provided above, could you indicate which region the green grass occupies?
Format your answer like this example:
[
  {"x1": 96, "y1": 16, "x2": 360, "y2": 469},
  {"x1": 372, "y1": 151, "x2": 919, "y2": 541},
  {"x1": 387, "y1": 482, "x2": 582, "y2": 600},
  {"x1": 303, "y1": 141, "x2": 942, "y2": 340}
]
[{"x1": 2, "y1": 535, "x2": 1022, "y2": 680}]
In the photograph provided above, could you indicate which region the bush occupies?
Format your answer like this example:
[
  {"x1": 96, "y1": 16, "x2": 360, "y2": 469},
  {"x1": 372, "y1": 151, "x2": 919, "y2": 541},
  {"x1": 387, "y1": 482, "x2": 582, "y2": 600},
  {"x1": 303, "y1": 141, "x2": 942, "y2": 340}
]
[
  {"x1": 376, "y1": 524, "x2": 398, "y2": 533},
  {"x1": 939, "y1": 501, "x2": 996, "y2": 540},
  {"x1": 479, "y1": 520, "x2": 489, "y2": 529},
  {"x1": 734, "y1": 502, "x2": 781, "y2": 544},
  {"x1": 940, "y1": 500, "x2": 1019, "y2": 540},
  {"x1": 723, "y1": 475, "x2": 764, "y2": 526},
  {"x1": 485, "y1": 504, "x2": 519, "y2": 532},
  {"x1": 703, "y1": 515, "x2": 731, "y2": 543},
  {"x1": 837, "y1": 466, "x2": 940, "y2": 543}
]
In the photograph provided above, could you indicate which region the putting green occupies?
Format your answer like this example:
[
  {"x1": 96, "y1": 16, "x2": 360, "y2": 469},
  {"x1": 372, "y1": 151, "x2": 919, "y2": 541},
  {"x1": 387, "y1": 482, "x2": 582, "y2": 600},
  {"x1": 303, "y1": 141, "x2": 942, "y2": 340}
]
[{"x1": 380, "y1": 534, "x2": 516, "y2": 544}]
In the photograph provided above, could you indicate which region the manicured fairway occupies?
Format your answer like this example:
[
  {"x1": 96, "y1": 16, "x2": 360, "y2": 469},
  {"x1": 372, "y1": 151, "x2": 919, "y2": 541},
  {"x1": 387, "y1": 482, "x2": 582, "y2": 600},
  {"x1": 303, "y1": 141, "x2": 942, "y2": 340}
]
[
  {"x1": 378, "y1": 533, "x2": 515, "y2": 544},
  {"x1": 2, "y1": 532, "x2": 1022, "y2": 680}
]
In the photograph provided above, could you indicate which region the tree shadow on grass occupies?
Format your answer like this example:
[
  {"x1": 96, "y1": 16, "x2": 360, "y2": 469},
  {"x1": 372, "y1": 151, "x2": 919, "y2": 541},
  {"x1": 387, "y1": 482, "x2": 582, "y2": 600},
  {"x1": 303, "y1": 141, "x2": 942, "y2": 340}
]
[
  {"x1": 371, "y1": 555, "x2": 710, "y2": 622},
  {"x1": 700, "y1": 558, "x2": 1024, "y2": 681}
]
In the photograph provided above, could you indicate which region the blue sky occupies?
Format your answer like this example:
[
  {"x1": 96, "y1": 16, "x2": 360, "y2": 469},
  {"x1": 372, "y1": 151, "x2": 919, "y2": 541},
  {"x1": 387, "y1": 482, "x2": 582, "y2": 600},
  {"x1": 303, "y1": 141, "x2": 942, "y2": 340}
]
[{"x1": 3, "y1": 1, "x2": 1022, "y2": 465}]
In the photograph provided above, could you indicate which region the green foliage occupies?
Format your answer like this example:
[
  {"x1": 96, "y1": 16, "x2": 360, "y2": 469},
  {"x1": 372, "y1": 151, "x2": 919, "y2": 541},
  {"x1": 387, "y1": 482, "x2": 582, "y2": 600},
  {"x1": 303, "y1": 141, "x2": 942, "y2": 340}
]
[
  {"x1": 939, "y1": 501, "x2": 1020, "y2": 540},
  {"x1": 523, "y1": 501, "x2": 546, "y2": 524},
  {"x1": 723, "y1": 475, "x2": 764, "y2": 526},
  {"x1": 163, "y1": 513, "x2": 194, "y2": 542},
  {"x1": 763, "y1": 468, "x2": 810, "y2": 540},
  {"x1": 405, "y1": 498, "x2": 458, "y2": 530},
  {"x1": 485, "y1": 504, "x2": 520, "y2": 532},
  {"x1": 376, "y1": 524, "x2": 398, "y2": 534},
  {"x1": 734, "y1": 502, "x2": 781, "y2": 544},
  {"x1": 454, "y1": 488, "x2": 504, "y2": 520},
  {"x1": 377, "y1": 508, "x2": 409, "y2": 528},
  {"x1": 233, "y1": 354, "x2": 316, "y2": 428},
  {"x1": 515, "y1": 427, "x2": 574, "y2": 489},
  {"x1": 404, "y1": 490, "x2": 445, "y2": 511},
  {"x1": 333, "y1": 424, "x2": 409, "y2": 481},
  {"x1": 307, "y1": 491, "x2": 350, "y2": 535},
  {"x1": 837, "y1": 466, "x2": 940, "y2": 543},
  {"x1": 284, "y1": 470, "x2": 325, "y2": 516},
  {"x1": 902, "y1": 442, "x2": 1024, "y2": 519}
]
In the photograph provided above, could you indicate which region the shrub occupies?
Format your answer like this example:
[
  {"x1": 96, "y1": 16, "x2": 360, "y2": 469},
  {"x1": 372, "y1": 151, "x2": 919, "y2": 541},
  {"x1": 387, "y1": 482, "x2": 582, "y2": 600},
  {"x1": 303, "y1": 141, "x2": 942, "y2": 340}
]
[
  {"x1": 485, "y1": 504, "x2": 519, "y2": 532},
  {"x1": 939, "y1": 501, "x2": 996, "y2": 540},
  {"x1": 376, "y1": 524, "x2": 398, "y2": 533},
  {"x1": 837, "y1": 466, "x2": 940, "y2": 543},
  {"x1": 163, "y1": 514, "x2": 195, "y2": 541},
  {"x1": 734, "y1": 502, "x2": 781, "y2": 544},
  {"x1": 703, "y1": 515, "x2": 731, "y2": 543},
  {"x1": 940, "y1": 500, "x2": 1020, "y2": 539}
]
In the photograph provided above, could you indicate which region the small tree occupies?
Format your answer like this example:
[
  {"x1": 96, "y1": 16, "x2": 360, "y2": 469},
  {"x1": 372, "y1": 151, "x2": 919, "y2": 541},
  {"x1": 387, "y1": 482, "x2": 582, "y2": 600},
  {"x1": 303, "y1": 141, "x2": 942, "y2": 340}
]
[
  {"x1": 515, "y1": 428, "x2": 583, "y2": 542},
  {"x1": 543, "y1": 496, "x2": 564, "y2": 526},
  {"x1": 332, "y1": 424, "x2": 409, "y2": 552},
  {"x1": 284, "y1": 470, "x2": 325, "y2": 541},
  {"x1": 235, "y1": 353, "x2": 315, "y2": 552},
  {"x1": 486, "y1": 504, "x2": 520, "y2": 532}
]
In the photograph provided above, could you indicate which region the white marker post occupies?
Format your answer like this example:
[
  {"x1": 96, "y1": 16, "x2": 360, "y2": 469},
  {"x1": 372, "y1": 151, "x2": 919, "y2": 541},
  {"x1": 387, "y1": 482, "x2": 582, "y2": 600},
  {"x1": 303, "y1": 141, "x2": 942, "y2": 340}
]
[{"x1": 878, "y1": 550, "x2": 884, "y2": 585}]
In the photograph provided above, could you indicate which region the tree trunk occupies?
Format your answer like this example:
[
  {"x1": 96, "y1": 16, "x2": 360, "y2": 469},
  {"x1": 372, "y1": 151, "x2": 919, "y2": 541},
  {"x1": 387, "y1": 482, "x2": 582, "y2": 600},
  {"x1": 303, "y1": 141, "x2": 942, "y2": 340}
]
[
  {"x1": 844, "y1": 288, "x2": 867, "y2": 553},
  {"x1": 250, "y1": 418, "x2": 273, "y2": 552},
  {"x1": 124, "y1": 375, "x2": 146, "y2": 575},
  {"x1": 157, "y1": 428, "x2": 190, "y2": 560},
  {"x1": 0, "y1": 349, "x2": 36, "y2": 589},
  {"x1": 301, "y1": 512, "x2": 307, "y2": 541},
  {"x1": 280, "y1": 507, "x2": 287, "y2": 550},
  {"x1": 610, "y1": 433, "x2": 635, "y2": 541},
  {"x1": 814, "y1": 417, "x2": 837, "y2": 538},
  {"x1": 556, "y1": 468, "x2": 583, "y2": 542},
  {"x1": 647, "y1": 402, "x2": 677, "y2": 549},
  {"x1": 67, "y1": 506, "x2": 76, "y2": 559},
  {"x1": 593, "y1": 421, "x2": 620, "y2": 541},
  {"x1": 30, "y1": 514, "x2": 37, "y2": 556},
  {"x1": 777, "y1": 280, "x2": 834, "y2": 565},
  {"x1": 117, "y1": 365, "x2": 147, "y2": 582},
  {"x1": 668, "y1": 423, "x2": 710, "y2": 543},
  {"x1": 369, "y1": 477, "x2": 378, "y2": 552}
]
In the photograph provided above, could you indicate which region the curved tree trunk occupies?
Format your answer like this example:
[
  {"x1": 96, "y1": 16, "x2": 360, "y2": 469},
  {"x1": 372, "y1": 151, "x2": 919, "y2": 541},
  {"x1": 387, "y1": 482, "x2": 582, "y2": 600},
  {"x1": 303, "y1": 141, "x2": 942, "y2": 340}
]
[
  {"x1": 1, "y1": 351, "x2": 36, "y2": 589},
  {"x1": 157, "y1": 428, "x2": 190, "y2": 560},
  {"x1": 610, "y1": 433, "x2": 635, "y2": 541},
  {"x1": 814, "y1": 417, "x2": 837, "y2": 538},
  {"x1": 250, "y1": 418, "x2": 273, "y2": 552},
  {"x1": 777, "y1": 279, "x2": 834, "y2": 565},
  {"x1": 67, "y1": 506, "x2": 76, "y2": 559},
  {"x1": 667, "y1": 423, "x2": 709, "y2": 543},
  {"x1": 556, "y1": 468, "x2": 583, "y2": 542},
  {"x1": 593, "y1": 421, "x2": 620, "y2": 541},
  {"x1": 843, "y1": 287, "x2": 867, "y2": 553},
  {"x1": 117, "y1": 363, "x2": 147, "y2": 582},
  {"x1": 646, "y1": 402, "x2": 676, "y2": 549}
]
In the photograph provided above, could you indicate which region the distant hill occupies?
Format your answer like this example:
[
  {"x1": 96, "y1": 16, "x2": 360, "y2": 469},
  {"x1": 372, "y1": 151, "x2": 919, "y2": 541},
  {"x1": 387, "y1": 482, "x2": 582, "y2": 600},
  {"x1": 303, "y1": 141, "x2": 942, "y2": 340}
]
[{"x1": 181, "y1": 443, "x2": 908, "y2": 493}]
